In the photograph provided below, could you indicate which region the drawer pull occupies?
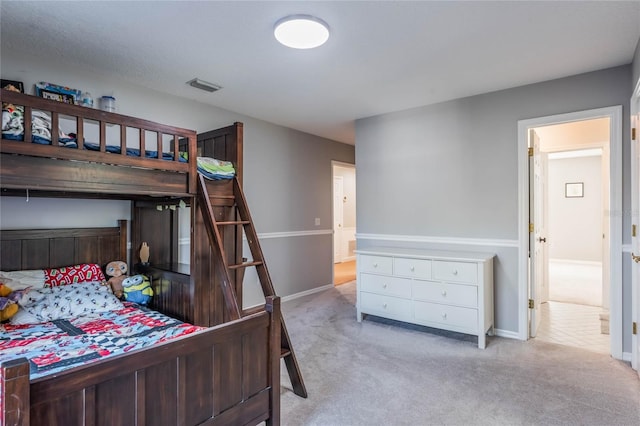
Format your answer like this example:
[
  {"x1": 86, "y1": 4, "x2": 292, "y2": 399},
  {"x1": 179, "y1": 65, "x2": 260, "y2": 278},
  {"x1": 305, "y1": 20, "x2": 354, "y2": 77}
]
[
  {"x1": 442, "y1": 313, "x2": 447, "y2": 320},
  {"x1": 383, "y1": 303, "x2": 388, "y2": 309},
  {"x1": 410, "y1": 266, "x2": 415, "y2": 272},
  {"x1": 452, "y1": 269, "x2": 458, "y2": 275},
  {"x1": 373, "y1": 263, "x2": 378, "y2": 268},
  {"x1": 382, "y1": 283, "x2": 388, "y2": 289},
  {"x1": 441, "y1": 290, "x2": 447, "y2": 297}
]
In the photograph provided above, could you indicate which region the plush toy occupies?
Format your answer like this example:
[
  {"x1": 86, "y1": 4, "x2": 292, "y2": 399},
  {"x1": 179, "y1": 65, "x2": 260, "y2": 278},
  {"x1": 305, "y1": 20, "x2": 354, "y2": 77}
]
[
  {"x1": 105, "y1": 260, "x2": 128, "y2": 299},
  {"x1": 0, "y1": 283, "x2": 29, "y2": 322},
  {"x1": 122, "y1": 274, "x2": 153, "y2": 305},
  {"x1": 2, "y1": 84, "x2": 24, "y2": 136}
]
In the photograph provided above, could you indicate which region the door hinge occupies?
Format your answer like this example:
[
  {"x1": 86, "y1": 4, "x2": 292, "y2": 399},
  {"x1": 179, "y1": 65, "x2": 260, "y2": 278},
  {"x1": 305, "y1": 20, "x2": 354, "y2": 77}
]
[
  {"x1": 529, "y1": 223, "x2": 534, "y2": 233},
  {"x1": 632, "y1": 127, "x2": 636, "y2": 141},
  {"x1": 633, "y1": 322, "x2": 637, "y2": 335},
  {"x1": 528, "y1": 299, "x2": 534, "y2": 309},
  {"x1": 633, "y1": 224, "x2": 637, "y2": 238},
  {"x1": 528, "y1": 147, "x2": 533, "y2": 157}
]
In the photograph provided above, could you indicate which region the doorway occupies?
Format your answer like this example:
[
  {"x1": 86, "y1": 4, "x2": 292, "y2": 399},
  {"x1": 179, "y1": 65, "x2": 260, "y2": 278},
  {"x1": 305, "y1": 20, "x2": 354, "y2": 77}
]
[
  {"x1": 517, "y1": 106, "x2": 623, "y2": 359},
  {"x1": 531, "y1": 119, "x2": 610, "y2": 354},
  {"x1": 332, "y1": 161, "x2": 356, "y2": 285}
]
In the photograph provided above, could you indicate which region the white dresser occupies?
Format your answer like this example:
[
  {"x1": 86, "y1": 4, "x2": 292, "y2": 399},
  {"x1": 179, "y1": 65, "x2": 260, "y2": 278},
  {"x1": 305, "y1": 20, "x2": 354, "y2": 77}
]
[{"x1": 356, "y1": 247, "x2": 494, "y2": 349}]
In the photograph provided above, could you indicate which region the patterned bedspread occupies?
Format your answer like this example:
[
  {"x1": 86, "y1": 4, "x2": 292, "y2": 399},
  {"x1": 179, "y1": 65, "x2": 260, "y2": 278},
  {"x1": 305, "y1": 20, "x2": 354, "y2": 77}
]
[{"x1": 0, "y1": 303, "x2": 205, "y2": 379}]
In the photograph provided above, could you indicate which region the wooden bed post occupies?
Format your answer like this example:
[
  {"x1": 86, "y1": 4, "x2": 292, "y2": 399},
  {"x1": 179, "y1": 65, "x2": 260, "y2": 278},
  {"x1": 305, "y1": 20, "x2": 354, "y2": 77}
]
[
  {"x1": 1, "y1": 358, "x2": 30, "y2": 426},
  {"x1": 118, "y1": 219, "x2": 128, "y2": 266},
  {"x1": 265, "y1": 296, "x2": 281, "y2": 426}
]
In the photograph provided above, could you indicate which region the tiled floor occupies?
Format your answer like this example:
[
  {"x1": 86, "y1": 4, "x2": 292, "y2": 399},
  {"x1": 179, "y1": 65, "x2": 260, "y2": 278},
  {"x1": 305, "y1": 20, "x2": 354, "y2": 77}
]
[
  {"x1": 536, "y1": 301, "x2": 609, "y2": 354},
  {"x1": 536, "y1": 260, "x2": 609, "y2": 354}
]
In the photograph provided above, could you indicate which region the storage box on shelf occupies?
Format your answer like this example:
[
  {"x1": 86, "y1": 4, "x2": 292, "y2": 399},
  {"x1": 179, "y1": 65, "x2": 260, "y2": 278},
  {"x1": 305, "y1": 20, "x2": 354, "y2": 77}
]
[{"x1": 356, "y1": 247, "x2": 495, "y2": 349}]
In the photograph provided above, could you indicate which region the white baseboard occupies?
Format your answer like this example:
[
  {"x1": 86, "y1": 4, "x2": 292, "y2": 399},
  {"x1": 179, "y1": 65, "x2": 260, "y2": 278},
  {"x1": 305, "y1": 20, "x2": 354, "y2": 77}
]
[
  {"x1": 493, "y1": 328, "x2": 521, "y2": 340},
  {"x1": 281, "y1": 284, "x2": 334, "y2": 303},
  {"x1": 622, "y1": 351, "x2": 632, "y2": 362},
  {"x1": 549, "y1": 258, "x2": 602, "y2": 267}
]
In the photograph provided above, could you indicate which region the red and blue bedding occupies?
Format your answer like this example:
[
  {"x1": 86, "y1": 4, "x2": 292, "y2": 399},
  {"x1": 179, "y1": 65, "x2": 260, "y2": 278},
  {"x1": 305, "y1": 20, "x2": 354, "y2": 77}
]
[
  {"x1": 0, "y1": 268, "x2": 205, "y2": 380},
  {"x1": 0, "y1": 301, "x2": 204, "y2": 379}
]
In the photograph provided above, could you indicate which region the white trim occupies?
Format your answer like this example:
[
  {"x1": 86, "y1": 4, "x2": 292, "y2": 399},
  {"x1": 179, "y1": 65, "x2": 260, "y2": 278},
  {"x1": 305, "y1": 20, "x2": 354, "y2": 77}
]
[
  {"x1": 517, "y1": 105, "x2": 623, "y2": 359},
  {"x1": 623, "y1": 352, "x2": 632, "y2": 363},
  {"x1": 548, "y1": 258, "x2": 602, "y2": 267},
  {"x1": 281, "y1": 283, "x2": 334, "y2": 303},
  {"x1": 357, "y1": 233, "x2": 518, "y2": 248},
  {"x1": 493, "y1": 328, "x2": 520, "y2": 340},
  {"x1": 623, "y1": 244, "x2": 632, "y2": 253},
  {"x1": 257, "y1": 229, "x2": 332, "y2": 239},
  {"x1": 243, "y1": 284, "x2": 333, "y2": 310},
  {"x1": 182, "y1": 231, "x2": 332, "y2": 245},
  {"x1": 631, "y1": 79, "x2": 640, "y2": 372}
]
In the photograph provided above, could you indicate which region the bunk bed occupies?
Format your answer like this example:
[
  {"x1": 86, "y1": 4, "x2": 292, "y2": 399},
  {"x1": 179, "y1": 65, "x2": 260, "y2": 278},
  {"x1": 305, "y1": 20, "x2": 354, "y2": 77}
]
[{"x1": 0, "y1": 89, "x2": 280, "y2": 425}]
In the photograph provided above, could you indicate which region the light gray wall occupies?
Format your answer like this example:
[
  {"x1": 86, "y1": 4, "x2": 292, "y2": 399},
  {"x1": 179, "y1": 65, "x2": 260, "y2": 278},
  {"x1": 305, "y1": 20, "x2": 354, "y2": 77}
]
[
  {"x1": 0, "y1": 49, "x2": 355, "y2": 301},
  {"x1": 633, "y1": 36, "x2": 640, "y2": 92},
  {"x1": 355, "y1": 66, "x2": 632, "y2": 345},
  {"x1": 547, "y1": 156, "x2": 603, "y2": 262}
]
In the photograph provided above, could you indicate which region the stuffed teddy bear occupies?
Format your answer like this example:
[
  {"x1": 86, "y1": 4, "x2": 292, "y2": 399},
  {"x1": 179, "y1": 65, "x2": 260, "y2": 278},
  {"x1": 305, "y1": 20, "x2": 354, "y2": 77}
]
[
  {"x1": 0, "y1": 282, "x2": 29, "y2": 322},
  {"x1": 122, "y1": 274, "x2": 153, "y2": 305},
  {"x1": 105, "y1": 260, "x2": 128, "y2": 299}
]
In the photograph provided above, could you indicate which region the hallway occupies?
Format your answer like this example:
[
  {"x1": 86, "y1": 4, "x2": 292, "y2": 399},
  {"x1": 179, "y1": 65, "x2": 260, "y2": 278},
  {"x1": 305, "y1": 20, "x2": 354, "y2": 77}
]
[
  {"x1": 535, "y1": 260, "x2": 609, "y2": 354},
  {"x1": 334, "y1": 260, "x2": 356, "y2": 285}
]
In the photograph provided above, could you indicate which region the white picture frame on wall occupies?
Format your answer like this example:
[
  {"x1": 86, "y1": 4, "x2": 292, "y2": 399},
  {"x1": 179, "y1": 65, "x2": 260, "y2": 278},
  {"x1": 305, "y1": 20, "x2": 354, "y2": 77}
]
[{"x1": 565, "y1": 182, "x2": 584, "y2": 198}]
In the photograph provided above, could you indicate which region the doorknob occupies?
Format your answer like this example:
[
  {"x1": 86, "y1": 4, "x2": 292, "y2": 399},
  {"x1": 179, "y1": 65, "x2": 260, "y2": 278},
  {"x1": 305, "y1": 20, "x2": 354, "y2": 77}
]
[
  {"x1": 537, "y1": 237, "x2": 547, "y2": 243},
  {"x1": 632, "y1": 253, "x2": 640, "y2": 263}
]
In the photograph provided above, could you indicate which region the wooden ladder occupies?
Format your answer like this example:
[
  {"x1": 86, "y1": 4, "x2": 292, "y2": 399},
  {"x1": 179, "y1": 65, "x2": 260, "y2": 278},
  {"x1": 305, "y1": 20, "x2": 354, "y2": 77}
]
[{"x1": 197, "y1": 174, "x2": 308, "y2": 398}]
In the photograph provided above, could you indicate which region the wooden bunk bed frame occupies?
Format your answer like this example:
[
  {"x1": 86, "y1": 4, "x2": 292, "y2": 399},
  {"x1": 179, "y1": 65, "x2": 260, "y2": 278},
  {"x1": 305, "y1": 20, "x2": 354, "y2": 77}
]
[{"x1": 0, "y1": 90, "x2": 280, "y2": 425}]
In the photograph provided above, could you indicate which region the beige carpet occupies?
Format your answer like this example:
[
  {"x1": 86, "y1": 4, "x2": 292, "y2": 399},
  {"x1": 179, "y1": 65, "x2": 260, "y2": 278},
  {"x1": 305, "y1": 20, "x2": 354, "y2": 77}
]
[
  {"x1": 280, "y1": 281, "x2": 640, "y2": 425},
  {"x1": 333, "y1": 260, "x2": 356, "y2": 285}
]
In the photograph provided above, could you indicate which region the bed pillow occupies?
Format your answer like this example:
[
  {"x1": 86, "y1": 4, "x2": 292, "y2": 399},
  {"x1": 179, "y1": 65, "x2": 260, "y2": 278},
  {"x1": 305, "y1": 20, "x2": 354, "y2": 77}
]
[
  {"x1": 11, "y1": 281, "x2": 123, "y2": 325},
  {"x1": 44, "y1": 263, "x2": 105, "y2": 287},
  {"x1": 0, "y1": 269, "x2": 46, "y2": 290}
]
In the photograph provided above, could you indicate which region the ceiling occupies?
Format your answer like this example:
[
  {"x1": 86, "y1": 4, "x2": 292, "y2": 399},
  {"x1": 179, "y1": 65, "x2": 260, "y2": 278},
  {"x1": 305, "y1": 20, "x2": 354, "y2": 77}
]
[{"x1": 1, "y1": 1, "x2": 639, "y2": 145}]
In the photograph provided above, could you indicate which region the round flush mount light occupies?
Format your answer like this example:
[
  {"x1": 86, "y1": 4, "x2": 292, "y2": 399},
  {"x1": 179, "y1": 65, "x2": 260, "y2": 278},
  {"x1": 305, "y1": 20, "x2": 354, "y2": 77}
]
[{"x1": 274, "y1": 15, "x2": 329, "y2": 49}]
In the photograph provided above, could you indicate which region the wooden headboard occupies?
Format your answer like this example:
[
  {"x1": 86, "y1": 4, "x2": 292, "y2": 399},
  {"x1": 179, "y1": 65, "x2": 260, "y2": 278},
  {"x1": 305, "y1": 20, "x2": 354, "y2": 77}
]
[{"x1": 0, "y1": 220, "x2": 127, "y2": 271}]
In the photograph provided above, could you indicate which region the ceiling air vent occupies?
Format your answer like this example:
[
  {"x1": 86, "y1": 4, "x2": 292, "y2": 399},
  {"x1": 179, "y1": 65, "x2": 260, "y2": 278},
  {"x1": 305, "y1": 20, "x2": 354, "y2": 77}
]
[{"x1": 186, "y1": 78, "x2": 222, "y2": 93}]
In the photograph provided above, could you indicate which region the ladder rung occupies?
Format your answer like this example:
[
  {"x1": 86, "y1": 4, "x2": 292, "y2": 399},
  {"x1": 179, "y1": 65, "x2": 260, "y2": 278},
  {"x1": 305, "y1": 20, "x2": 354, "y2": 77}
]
[
  {"x1": 281, "y1": 347, "x2": 292, "y2": 358},
  {"x1": 228, "y1": 260, "x2": 263, "y2": 270},
  {"x1": 208, "y1": 194, "x2": 235, "y2": 200},
  {"x1": 217, "y1": 220, "x2": 250, "y2": 226}
]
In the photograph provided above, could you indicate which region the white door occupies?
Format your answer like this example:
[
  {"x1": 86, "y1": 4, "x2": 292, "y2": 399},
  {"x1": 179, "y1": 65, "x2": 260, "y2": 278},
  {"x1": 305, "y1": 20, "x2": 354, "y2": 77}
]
[
  {"x1": 529, "y1": 129, "x2": 548, "y2": 337},
  {"x1": 333, "y1": 176, "x2": 344, "y2": 263},
  {"x1": 631, "y1": 89, "x2": 640, "y2": 374}
]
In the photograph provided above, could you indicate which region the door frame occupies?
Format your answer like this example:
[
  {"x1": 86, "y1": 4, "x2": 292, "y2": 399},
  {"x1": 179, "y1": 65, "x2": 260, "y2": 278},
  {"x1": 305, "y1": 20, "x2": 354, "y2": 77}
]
[
  {"x1": 631, "y1": 78, "x2": 640, "y2": 371},
  {"x1": 517, "y1": 105, "x2": 622, "y2": 359},
  {"x1": 331, "y1": 160, "x2": 356, "y2": 270},
  {"x1": 333, "y1": 175, "x2": 345, "y2": 263}
]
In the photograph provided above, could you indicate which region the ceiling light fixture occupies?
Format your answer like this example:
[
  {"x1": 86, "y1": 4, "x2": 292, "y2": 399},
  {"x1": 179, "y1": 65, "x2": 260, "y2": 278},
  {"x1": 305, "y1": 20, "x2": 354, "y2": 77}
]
[
  {"x1": 186, "y1": 78, "x2": 222, "y2": 93},
  {"x1": 274, "y1": 15, "x2": 329, "y2": 49}
]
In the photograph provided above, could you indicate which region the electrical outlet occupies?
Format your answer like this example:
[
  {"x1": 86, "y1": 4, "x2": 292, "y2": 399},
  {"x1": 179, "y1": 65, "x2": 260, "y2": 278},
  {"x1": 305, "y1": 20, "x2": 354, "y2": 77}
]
[{"x1": 315, "y1": 218, "x2": 321, "y2": 226}]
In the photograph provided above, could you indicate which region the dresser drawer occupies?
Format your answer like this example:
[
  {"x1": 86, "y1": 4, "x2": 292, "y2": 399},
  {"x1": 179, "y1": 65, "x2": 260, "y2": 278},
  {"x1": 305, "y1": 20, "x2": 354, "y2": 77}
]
[
  {"x1": 360, "y1": 273, "x2": 411, "y2": 298},
  {"x1": 433, "y1": 261, "x2": 477, "y2": 284},
  {"x1": 394, "y1": 257, "x2": 431, "y2": 279},
  {"x1": 359, "y1": 254, "x2": 393, "y2": 275},
  {"x1": 414, "y1": 301, "x2": 478, "y2": 331},
  {"x1": 360, "y1": 292, "x2": 412, "y2": 320},
  {"x1": 412, "y1": 281, "x2": 478, "y2": 308}
]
